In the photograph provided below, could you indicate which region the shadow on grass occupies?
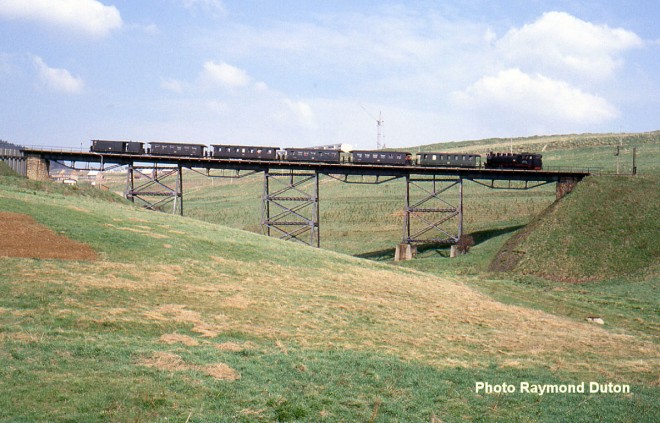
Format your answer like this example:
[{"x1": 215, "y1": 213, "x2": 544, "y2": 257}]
[{"x1": 355, "y1": 225, "x2": 525, "y2": 261}]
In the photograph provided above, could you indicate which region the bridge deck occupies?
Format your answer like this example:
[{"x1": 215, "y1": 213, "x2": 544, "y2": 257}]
[{"x1": 22, "y1": 149, "x2": 591, "y2": 182}]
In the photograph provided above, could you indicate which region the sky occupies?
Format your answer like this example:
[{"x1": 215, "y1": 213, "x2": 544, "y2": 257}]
[{"x1": 0, "y1": 0, "x2": 659, "y2": 150}]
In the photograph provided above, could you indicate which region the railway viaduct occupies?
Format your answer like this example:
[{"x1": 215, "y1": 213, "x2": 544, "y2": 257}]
[{"x1": 17, "y1": 147, "x2": 590, "y2": 258}]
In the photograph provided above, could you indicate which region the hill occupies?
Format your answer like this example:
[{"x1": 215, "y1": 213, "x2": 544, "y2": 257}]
[
  {"x1": 490, "y1": 175, "x2": 659, "y2": 282},
  {"x1": 0, "y1": 161, "x2": 18, "y2": 177},
  {"x1": 418, "y1": 130, "x2": 660, "y2": 174},
  {"x1": 419, "y1": 130, "x2": 659, "y2": 155},
  {"x1": 0, "y1": 176, "x2": 657, "y2": 421}
]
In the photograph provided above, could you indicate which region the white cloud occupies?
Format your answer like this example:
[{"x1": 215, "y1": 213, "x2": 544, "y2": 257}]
[
  {"x1": 284, "y1": 99, "x2": 317, "y2": 129},
  {"x1": 161, "y1": 77, "x2": 186, "y2": 94},
  {"x1": 453, "y1": 68, "x2": 618, "y2": 125},
  {"x1": 150, "y1": 10, "x2": 642, "y2": 146},
  {"x1": 201, "y1": 61, "x2": 251, "y2": 89},
  {"x1": 181, "y1": 0, "x2": 226, "y2": 17},
  {"x1": 33, "y1": 56, "x2": 84, "y2": 94},
  {"x1": 497, "y1": 11, "x2": 643, "y2": 81},
  {"x1": 0, "y1": 0, "x2": 122, "y2": 37}
]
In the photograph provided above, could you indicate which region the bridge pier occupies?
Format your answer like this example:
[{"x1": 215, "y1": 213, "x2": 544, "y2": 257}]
[
  {"x1": 556, "y1": 176, "x2": 579, "y2": 200},
  {"x1": 26, "y1": 155, "x2": 50, "y2": 181},
  {"x1": 402, "y1": 175, "x2": 463, "y2": 248},
  {"x1": 261, "y1": 169, "x2": 320, "y2": 247},
  {"x1": 125, "y1": 164, "x2": 183, "y2": 215}
]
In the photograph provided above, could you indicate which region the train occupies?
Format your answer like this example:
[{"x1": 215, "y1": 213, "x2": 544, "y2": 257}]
[{"x1": 90, "y1": 140, "x2": 543, "y2": 170}]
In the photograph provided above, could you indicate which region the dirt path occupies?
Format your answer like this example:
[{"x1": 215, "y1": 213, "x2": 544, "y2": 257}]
[{"x1": 0, "y1": 212, "x2": 97, "y2": 261}]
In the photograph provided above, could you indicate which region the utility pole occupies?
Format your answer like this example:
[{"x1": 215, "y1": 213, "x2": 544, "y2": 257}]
[{"x1": 615, "y1": 134, "x2": 623, "y2": 174}]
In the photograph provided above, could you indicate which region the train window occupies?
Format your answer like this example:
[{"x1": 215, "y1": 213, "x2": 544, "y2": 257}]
[{"x1": 432, "y1": 155, "x2": 437, "y2": 160}]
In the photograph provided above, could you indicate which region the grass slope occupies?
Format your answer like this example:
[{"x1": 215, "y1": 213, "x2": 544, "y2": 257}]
[
  {"x1": 418, "y1": 130, "x2": 660, "y2": 175},
  {"x1": 0, "y1": 161, "x2": 18, "y2": 177},
  {"x1": 492, "y1": 175, "x2": 659, "y2": 282},
  {"x1": 0, "y1": 177, "x2": 658, "y2": 421}
]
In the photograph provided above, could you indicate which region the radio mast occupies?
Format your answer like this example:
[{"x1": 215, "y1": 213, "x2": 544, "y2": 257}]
[
  {"x1": 360, "y1": 105, "x2": 385, "y2": 149},
  {"x1": 376, "y1": 111, "x2": 385, "y2": 150}
]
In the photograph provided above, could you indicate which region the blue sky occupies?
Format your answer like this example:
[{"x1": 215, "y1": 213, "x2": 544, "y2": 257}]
[{"x1": 1, "y1": 0, "x2": 658, "y2": 149}]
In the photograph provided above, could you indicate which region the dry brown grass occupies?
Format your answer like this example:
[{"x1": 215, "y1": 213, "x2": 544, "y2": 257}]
[
  {"x1": 143, "y1": 304, "x2": 227, "y2": 338},
  {"x1": 7, "y1": 252, "x2": 657, "y2": 381},
  {"x1": 104, "y1": 223, "x2": 170, "y2": 239},
  {"x1": 216, "y1": 341, "x2": 255, "y2": 352},
  {"x1": 160, "y1": 333, "x2": 200, "y2": 346},
  {"x1": 139, "y1": 351, "x2": 240, "y2": 380}
]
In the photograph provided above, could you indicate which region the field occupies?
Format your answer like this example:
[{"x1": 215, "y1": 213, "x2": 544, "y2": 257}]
[{"x1": 0, "y1": 131, "x2": 658, "y2": 421}]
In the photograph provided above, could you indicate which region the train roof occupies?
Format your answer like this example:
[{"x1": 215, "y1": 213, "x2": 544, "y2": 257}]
[
  {"x1": 92, "y1": 139, "x2": 141, "y2": 143},
  {"x1": 416, "y1": 152, "x2": 480, "y2": 156},
  {"x1": 149, "y1": 141, "x2": 207, "y2": 147},
  {"x1": 487, "y1": 151, "x2": 542, "y2": 156},
  {"x1": 350, "y1": 150, "x2": 412, "y2": 154},
  {"x1": 284, "y1": 147, "x2": 341, "y2": 152},
  {"x1": 211, "y1": 144, "x2": 279, "y2": 148}
]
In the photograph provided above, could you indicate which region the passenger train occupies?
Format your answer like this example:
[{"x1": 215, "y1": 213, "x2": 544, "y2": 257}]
[{"x1": 90, "y1": 140, "x2": 543, "y2": 170}]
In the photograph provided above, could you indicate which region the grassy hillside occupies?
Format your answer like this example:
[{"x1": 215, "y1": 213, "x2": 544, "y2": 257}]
[
  {"x1": 491, "y1": 175, "x2": 659, "y2": 282},
  {"x1": 0, "y1": 176, "x2": 658, "y2": 421},
  {"x1": 418, "y1": 131, "x2": 660, "y2": 174},
  {"x1": 0, "y1": 161, "x2": 18, "y2": 177},
  {"x1": 93, "y1": 131, "x2": 658, "y2": 258}
]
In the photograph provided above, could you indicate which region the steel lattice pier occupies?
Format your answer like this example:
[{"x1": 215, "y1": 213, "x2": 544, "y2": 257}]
[
  {"x1": 125, "y1": 164, "x2": 183, "y2": 215},
  {"x1": 403, "y1": 175, "x2": 463, "y2": 245},
  {"x1": 261, "y1": 169, "x2": 320, "y2": 247}
]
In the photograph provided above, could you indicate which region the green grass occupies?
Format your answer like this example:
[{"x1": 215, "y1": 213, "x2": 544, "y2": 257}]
[
  {"x1": 499, "y1": 175, "x2": 659, "y2": 282},
  {"x1": 1, "y1": 175, "x2": 658, "y2": 421},
  {"x1": 0, "y1": 162, "x2": 18, "y2": 177},
  {"x1": 2, "y1": 131, "x2": 658, "y2": 421},
  {"x1": 1, "y1": 341, "x2": 656, "y2": 422}
]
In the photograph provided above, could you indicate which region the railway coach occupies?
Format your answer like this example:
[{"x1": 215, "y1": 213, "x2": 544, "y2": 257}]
[
  {"x1": 351, "y1": 150, "x2": 412, "y2": 165},
  {"x1": 90, "y1": 140, "x2": 145, "y2": 155},
  {"x1": 417, "y1": 152, "x2": 481, "y2": 168},
  {"x1": 212, "y1": 145, "x2": 279, "y2": 160}
]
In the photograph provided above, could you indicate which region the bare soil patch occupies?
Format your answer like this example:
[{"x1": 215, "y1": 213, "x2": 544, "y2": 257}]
[{"x1": 0, "y1": 212, "x2": 97, "y2": 261}]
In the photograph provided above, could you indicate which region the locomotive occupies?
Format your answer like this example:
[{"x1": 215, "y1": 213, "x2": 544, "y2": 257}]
[
  {"x1": 90, "y1": 140, "x2": 542, "y2": 170},
  {"x1": 484, "y1": 152, "x2": 543, "y2": 170}
]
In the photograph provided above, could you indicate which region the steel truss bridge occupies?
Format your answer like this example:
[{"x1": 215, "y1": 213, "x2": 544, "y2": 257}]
[{"x1": 20, "y1": 148, "x2": 590, "y2": 250}]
